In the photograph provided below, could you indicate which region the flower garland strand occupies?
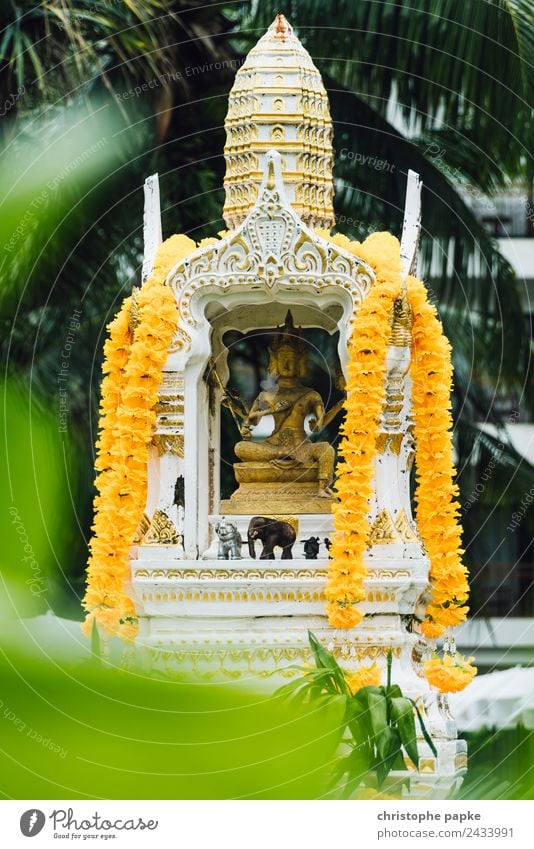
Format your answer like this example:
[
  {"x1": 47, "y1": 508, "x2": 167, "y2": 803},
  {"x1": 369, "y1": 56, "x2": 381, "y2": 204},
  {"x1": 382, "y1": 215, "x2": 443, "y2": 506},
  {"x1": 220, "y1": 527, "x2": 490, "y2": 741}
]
[
  {"x1": 423, "y1": 653, "x2": 477, "y2": 693},
  {"x1": 408, "y1": 276, "x2": 470, "y2": 637},
  {"x1": 317, "y1": 231, "x2": 475, "y2": 691},
  {"x1": 345, "y1": 663, "x2": 382, "y2": 695},
  {"x1": 82, "y1": 234, "x2": 198, "y2": 640},
  {"x1": 324, "y1": 232, "x2": 402, "y2": 629},
  {"x1": 82, "y1": 296, "x2": 134, "y2": 639}
]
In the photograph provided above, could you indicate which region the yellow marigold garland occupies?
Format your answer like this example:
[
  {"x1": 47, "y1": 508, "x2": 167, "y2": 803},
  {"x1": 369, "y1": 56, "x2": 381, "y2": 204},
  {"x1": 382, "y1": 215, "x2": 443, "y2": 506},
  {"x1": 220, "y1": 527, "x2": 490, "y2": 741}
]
[
  {"x1": 408, "y1": 276, "x2": 470, "y2": 636},
  {"x1": 323, "y1": 232, "x2": 402, "y2": 629},
  {"x1": 82, "y1": 234, "x2": 198, "y2": 640},
  {"x1": 423, "y1": 653, "x2": 477, "y2": 693},
  {"x1": 317, "y1": 230, "x2": 474, "y2": 687},
  {"x1": 345, "y1": 663, "x2": 382, "y2": 694}
]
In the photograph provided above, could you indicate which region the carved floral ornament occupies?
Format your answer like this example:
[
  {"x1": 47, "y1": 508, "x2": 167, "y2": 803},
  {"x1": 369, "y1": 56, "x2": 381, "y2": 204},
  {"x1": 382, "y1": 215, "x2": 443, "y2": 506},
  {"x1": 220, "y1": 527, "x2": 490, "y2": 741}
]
[{"x1": 164, "y1": 153, "x2": 375, "y2": 353}]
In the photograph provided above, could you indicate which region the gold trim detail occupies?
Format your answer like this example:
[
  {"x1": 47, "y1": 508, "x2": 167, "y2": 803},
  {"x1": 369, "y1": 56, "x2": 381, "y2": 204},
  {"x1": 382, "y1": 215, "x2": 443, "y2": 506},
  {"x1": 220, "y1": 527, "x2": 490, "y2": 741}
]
[
  {"x1": 368, "y1": 509, "x2": 401, "y2": 545},
  {"x1": 132, "y1": 567, "x2": 413, "y2": 581},
  {"x1": 375, "y1": 432, "x2": 404, "y2": 455},
  {"x1": 143, "y1": 510, "x2": 181, "y2": 545},
  {"x1": 390, "y1": 289, "x2": 413, "y2": 347},
  {"x1": 152, "y1": 433, "x2": 184, "y2": 458},
  {"x1": 133, "y1": 512, "x2": 150, "y2": 544},
  {"x1": 394, "y1": 508, "x2": 419, "y2": 543},
  {"x1": 455, "y1": 753, "x2": 468, "y2": 771},
  {"x1": 144, "y1": 644, "x2": 402, "y2": 680}
]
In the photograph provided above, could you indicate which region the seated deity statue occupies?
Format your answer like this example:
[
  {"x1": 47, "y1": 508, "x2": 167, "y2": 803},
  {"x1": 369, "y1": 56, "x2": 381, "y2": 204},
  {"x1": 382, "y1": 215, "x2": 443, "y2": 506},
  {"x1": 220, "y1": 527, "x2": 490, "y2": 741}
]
[{"x1": 233, "y1": 311, "x2": 336, "y2": 497}]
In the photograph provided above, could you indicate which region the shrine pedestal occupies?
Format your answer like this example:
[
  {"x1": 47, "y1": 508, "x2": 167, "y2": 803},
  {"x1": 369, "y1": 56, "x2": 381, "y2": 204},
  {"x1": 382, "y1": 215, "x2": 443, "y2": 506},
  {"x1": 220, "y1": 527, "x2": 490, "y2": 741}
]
[
  {"x1": 129, "y1": 550, "x2": 466, "y2": 798},
  {"x1": 220, "y1": 462, "x2": 334, "y2": 514}
]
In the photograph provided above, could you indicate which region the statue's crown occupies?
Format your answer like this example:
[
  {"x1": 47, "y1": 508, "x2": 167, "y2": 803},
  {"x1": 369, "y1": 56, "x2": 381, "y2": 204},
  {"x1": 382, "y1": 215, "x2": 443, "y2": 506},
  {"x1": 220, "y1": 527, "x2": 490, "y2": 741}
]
[{"x1": 269, "y1": 310, "x2": 306, "y2": 354}]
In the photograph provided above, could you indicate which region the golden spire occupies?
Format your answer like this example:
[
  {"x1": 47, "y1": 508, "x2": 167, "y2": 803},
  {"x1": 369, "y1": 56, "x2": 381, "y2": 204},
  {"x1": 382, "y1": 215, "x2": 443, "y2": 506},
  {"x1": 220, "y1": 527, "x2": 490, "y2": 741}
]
[
  {"x1": 223, "y1": 15, "x2": 335, "y2": 231},
  {"x1": 273, "y1": 13, "x2": 290, "y2": 39}
]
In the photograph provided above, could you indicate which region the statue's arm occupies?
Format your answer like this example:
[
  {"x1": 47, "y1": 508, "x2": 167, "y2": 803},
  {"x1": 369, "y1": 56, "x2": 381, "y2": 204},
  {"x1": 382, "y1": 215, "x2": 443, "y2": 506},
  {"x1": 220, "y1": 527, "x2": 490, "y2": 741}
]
[
  {"x1": 308, "y1": 393, "x2": 326, "y2": 433},
  {"x1": 321, "y1": 396, "x2": 346, "y2": 429},
  {"x1": 247, "y1": 393, "x2": 267, "y2": 423},
  {"x1": 241, "y1": 393, "x2": 267, "y2": 438}
]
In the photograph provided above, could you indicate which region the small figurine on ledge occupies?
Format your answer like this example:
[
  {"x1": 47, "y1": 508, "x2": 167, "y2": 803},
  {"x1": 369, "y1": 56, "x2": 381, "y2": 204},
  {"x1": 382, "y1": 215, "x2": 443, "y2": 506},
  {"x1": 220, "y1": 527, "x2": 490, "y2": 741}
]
[
  {"x1": 302, "y1": 536, "x2": 321, "y2": 559},
  {"x1": 248, "y1": 516, "x2": 296, "y2": 560},
  {"x1": 215, "y1": 517, "x2": 242, "y2": 560}
]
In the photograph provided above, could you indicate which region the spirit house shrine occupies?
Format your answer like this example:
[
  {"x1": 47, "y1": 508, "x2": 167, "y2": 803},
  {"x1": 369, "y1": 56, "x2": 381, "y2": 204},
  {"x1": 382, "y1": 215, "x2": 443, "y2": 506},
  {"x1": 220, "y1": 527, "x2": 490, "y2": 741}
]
[{"x1": 84, "y1": 15, "x2": 476, "y2": 797}]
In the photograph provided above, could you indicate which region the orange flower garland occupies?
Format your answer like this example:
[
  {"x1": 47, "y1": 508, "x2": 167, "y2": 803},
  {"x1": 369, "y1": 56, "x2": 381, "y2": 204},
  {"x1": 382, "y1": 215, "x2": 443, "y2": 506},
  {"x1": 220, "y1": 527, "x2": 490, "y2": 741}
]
[
  {"x1": 317, "y1": 231, "x2": 474, "y2": 689},
  {"x1": 82, "y1": 296, "x2": 135, "y2": 640},
  {"x1": 82, "y1": 234, "x2": 198, "y2": 640},
  {"x1": 324, "y1": 232, "x2": 402, "y2": 629},
  {"x1": 345, "y1": 663, "x2": 382, "y2": 694},
  {"x1": 423, "y1": 653, "x2": 477, "y2": 693},
  {"x1": 408, "y1": 276, "x2": 470, "y2": 637}
]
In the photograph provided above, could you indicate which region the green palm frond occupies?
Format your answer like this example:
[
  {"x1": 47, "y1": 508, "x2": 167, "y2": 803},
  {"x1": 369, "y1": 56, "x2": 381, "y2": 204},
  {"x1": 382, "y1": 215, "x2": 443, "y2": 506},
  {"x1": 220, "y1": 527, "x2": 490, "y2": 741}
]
[{"x1": 243, "y1": 0, "x2": 533, "y2": 185}]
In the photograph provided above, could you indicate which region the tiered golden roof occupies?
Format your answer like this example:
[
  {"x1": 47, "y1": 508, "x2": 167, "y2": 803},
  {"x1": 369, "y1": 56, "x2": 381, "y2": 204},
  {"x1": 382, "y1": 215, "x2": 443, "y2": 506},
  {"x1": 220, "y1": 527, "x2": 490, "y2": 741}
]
[{"x1": 223, "y1": 14, "x2": 335, "y2": 231}]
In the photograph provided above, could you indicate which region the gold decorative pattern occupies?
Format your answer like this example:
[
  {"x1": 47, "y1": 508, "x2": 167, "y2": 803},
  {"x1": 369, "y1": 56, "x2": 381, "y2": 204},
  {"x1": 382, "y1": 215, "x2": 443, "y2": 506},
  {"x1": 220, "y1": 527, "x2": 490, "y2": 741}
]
[
  {"x1": 133, "y1": 512, "x2": 150, "y2": 544},
  {"x1": 375, "y1": 432, "x2": 404, "y2": 455},
  {"x1": 368, "y1": 509, "x2": 401, "y2": 545},
  {"x1": 129, "y1": 286, "x2": 141, "y2": 330},
  {"x1": 166, "y1": 153, "x2": 375, "y2": 356},
  {"x1": 143, "y1": 510, "x2": 181, "y2": 545},
  {"x1": 152, "y1": 433, "x2": 184, "y2": 458},
  {"x1": 418, "y1": 758, "x2": 437, "y2": 774},
  {"x1": 455, "y1": 753, "x2": 468, "y2": 771},
  {"x1": 132, "y1": 567, "x2": 414, "y2": 581},
  {"x1": 140, "y1": 588, "x2": 325, "y2": 604},
  {"x1": 146, "y1": 643, "x2": 402, "y2": 680},
  {"x1": 271, "y1": 515, "x2": 299, "y2": 534},
  {"x1": 394, "y1": 508, "x2": 419, "y2": 543},
  {"x1": 160, "y1": 372, "x2": 184, "y2": 392},
  {"x1": 390, "y1": 288, "x2": 413, "y2": 347},
  {"x1": 383, "y1": 373, "x2": 404, "y2": 428},
  {"x1": 155, "y1": 394, "x2": 184, "y2": 414}
]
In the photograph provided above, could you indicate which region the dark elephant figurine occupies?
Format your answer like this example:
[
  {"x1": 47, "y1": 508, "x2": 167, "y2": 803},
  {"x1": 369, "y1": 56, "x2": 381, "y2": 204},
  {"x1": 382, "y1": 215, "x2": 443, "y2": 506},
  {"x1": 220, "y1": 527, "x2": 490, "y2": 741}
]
[
  {"x1": 248, "y1": 516, "x2": 296, "y2": 560},
  {"x1": 303, "y1": 536, "x2": 320, "y2": 559}
]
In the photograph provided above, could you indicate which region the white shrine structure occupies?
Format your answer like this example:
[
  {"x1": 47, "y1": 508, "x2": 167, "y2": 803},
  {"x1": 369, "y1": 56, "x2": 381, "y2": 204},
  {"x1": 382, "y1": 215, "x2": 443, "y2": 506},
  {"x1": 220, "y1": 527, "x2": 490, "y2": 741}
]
[{"x1": 128, "y1": 15, "x2": 467, "y2": 795}]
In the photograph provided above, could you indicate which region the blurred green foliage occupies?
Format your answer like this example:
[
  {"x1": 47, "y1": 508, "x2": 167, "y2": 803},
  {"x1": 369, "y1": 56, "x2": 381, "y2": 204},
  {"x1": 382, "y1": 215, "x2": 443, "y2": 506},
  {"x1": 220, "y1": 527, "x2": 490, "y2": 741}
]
[
  {"x1": 0, "y1": 647, "x2": 344, "y2": 799},
  {"x1": 457, "y1": 727, "x2": 534, "y2": 800},
  {"x1": 0, "y1": 378, "x2": 75, "y2": 619}
]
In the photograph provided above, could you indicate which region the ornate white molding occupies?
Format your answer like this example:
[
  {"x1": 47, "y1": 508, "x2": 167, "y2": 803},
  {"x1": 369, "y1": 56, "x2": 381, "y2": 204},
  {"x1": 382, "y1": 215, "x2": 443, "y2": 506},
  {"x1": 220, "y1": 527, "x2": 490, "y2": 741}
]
[{"x1": 165, "y1": 151, "x2": 375, "y2": 352}]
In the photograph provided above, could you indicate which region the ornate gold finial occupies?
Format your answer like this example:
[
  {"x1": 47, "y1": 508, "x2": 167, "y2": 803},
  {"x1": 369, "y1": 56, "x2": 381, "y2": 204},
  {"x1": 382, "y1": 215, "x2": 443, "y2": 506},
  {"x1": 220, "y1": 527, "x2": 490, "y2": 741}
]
[
  {"x1": 390, "y1": 284, "x2": 413, "y2": 346},
  {"x1": 223, "y1": 15, "x2": 335, "y2": 231},
  {"x1": 273, "y1": 13, "x2": 291, "y2": 39}
]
